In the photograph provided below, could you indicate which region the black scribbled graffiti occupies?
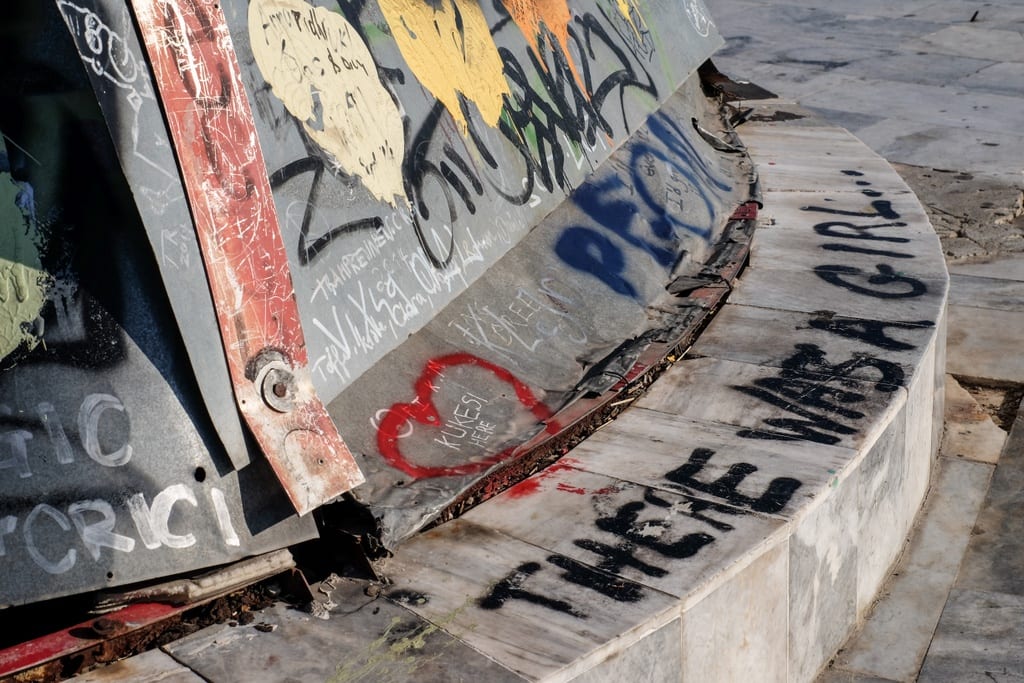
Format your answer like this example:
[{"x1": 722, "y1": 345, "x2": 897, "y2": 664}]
[
  {"x1": 261, "y1": 6, "x2": 662, "y2": 270},
  {"x1": 735, "y1": 343, "x2": 904, "y2": 445},
  {"x1": 478, "y1": 561, "x2": 587, "y2": 617},
  {"x1": 477, "y1": 447, "x2": 803, "y2": 617},
  {"x1": 807, "y1": 314, "x2": 932, "y2": 352},
  {"x1": 663, "y1": 448, "x2": 802, "y2": 515},
  {"x1": 815, "y1": 264, "x2": 928, "y2": 300}
]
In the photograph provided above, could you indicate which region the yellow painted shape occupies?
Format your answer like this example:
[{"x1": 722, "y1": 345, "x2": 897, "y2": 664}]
[
  {"x1": 0, "y1": 172, "x2": 49, "y2": 361},
  {"x1": 502, "y1": 0, "x2": 585, "y2": 92},
  {"x1": 250, "y1": 0, "x2": 406, "y2": 206},
  {"x1": 614, "y1": 0, "x2": 647, "y2": 39},
  {"x1": 379, "y1": 0, "x2": 510, "y2": 133}
]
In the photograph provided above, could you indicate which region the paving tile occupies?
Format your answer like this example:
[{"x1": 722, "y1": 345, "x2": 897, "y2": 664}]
[
  {"x1": 946, "y1": 304, "x2": 1024, "y2": 383},
  {"x1": 949, "y1": 274, "x2": 1024, "y2": 312},
  {"x1": 955, "y1": 405, "x2": 1024, "y2": 598},
  {"x1": 636, "y1": 356, "x2": 906, "y2": 452},
  {"x1": 957, "y1": 61, "x2": 1024, "y2": 98},
  {"x1": 740, "y1": 126, "x2": 904, "y2": 191},
  {"x1": 789, "y1": 465, "x2": 861, "y2": 683},
  {"x1": 918, "y1": 588, "x2": 1024, "y2": 682},
  {"x1": 838, "y1": 52, "x2": 997, "y2": 89},
  {"x1": 949, "y1": 257, "x2": 1024, "y2": 282},
  {"x1": 693, "y1": 304, "x2": 937, "y2": 391},
  {"x1": 163, "y1": 581, "x2": 524, "y2": 683},
  {"x1": 680, "y1": 540, "x2": 788, "y2": 683},
  {"x1": 759, "y1": 188, "x2": 934, "y2": 235},
  {"x1": 941, "y1": 375, "x2": 1007, "y2": 464},
  {"x1": 798, "y1": 77, "x2": 1024, "y2": 136},
  {"x1": 752, "y1": 227, "x2": 947, "y2": 282},
  {"x1": 906, "y1": 25, "x2": 1024, "y2": 64},
  {"x1": 461, "y1": 465, "x2": 784, "y2": 601},
  {"x1": 381, "y1": 520, "x2": 679, "y2": 681},
  {"x1": 730, "y1": 266, "x2": 948, "y2": 325},
  {"x1": 835, "y1": 457, "x2": 993, "y2": 681},
  {"x1": 565, "y1": 619, "x2": 681, "y2": 683},
  {"x1": 850, "y1": 118, "x2": 1024, "y2": 182},
  {"x1": 72, "y1": 650, "x2": 204, "y2": 683},
  {"x1": 569, "y1": 405, "x2": 855, "y2": 522},
  {"x1": 817, "y1": 671, "x2": 898, "y2": 683}
]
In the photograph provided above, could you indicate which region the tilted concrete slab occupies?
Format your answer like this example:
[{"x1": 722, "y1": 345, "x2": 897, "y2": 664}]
[{"x1": 81, "y1": 104, "x2": 947, "y2": 683}]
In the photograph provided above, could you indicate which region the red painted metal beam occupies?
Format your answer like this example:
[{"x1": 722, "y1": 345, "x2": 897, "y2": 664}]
[
  {"x1": 129, "y1": 0, "x2": 363, "y2": 513},
  {"x1": 0, "y1": 603, "x2": 179, "y2": 678}
]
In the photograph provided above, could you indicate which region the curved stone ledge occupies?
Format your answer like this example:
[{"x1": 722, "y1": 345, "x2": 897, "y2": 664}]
[
  {"x1": 158, "y1": 102, "x2": 948, "y2": 683},
  {"x1": 374, "y1": 102, "x2": 947, "y2": 683}
]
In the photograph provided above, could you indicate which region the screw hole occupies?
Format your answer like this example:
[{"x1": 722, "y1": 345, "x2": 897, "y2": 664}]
[{"x1": 194, "y1": 467, "x2": 207, "y2": 483}]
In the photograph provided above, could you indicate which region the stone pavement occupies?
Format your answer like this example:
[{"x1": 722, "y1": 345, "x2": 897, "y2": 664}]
[{"x1": 706, "y1": 0, "x2": 1024, "y2": 679}]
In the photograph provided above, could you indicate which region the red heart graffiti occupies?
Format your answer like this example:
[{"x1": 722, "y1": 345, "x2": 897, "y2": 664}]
[{"x1": 376, "y1": 353, "x2": 557, "y2": 479}]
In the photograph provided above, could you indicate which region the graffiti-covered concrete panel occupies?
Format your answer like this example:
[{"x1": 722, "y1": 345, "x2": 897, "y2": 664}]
[{"x1": 2, "y1": 0, "x2": 749, "y2": 606}]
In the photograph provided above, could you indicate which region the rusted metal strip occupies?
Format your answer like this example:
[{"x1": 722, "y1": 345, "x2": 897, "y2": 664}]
[
  {"x1": 128, "y1": 0, "x2": 363, "y2": 513},
  {"x1": 0, "y1": 602, "x2": 179, "y2": 678}
]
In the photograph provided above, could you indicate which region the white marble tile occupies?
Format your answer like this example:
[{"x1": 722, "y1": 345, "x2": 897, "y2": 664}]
[
  {"x1": 637, "y1": 356, "x2": 906, "y2": 452},
  {"x1": 73, "y1": 650, "x2": 204, "y2": 683},
  {"x1": 569, "y1": 406, "x2": 855, "y2": 522},
  {"x1": 854, "y1": 412, "x2": 914, "y2": 613},
  {"x1": 462, "y1": 466, "x2": 784, "y2": 601},
  {"x1": 751, "y1": 228, "x2": 947, "y2": 282},
  {"x1": 730, "y1": 266, "x2": 948, "y2": 325},
  {"x1": 758, "y1": 189, "x2": 934, "y2": 235},
  {"x1": 957, "y1": 61, "x2": 1024, "y2": 98},
  {"x1": 851, "y1": 118, "x2": 1024, "y2": 182},
  {"x1": 798, "y1": 77, "x2": 1024, "y2": 136},
  {"x1": 946, "y1": 304, "x2": 1024, "y2": 383},
  {"x1": 382, "y1": 520, "x2": 679, "y2": 681},
  {"x1": 163, "y1": 584, "x2": 525, "y2": 683},
  {"x1": 949, "y1": 257, "x2": 1024, "y2": 282},
  {"x1": 948, "y1": 274, "x2": 1024, "y2": 312},
  {"x1": 836, "y1": 457, "x2": 993, "y2": 681},
  {"x1": 906, "y1": 25, "x2": 1024, "y2": 64},
  {"x1": 563, "y1": 619, "x2": 682, "y2": 683},
  {"x1": 789, "y1": 467, "x2": 861, "y2": 683},
  {"x1": 693, "y1": 304, "x2": 939, "y2": 388},
  {"x1": 680, "y1": 540, "x2": 788, "y2": 683},
  {"x1": 918, "y1": 589, "x2": 1024, "y2": 681}
]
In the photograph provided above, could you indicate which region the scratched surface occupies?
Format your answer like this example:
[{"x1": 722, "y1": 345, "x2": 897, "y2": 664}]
[
  {"x1": 102, "y1": 0, "x2": 743, "y2": 545},
  {"x1": 25, "y1": 0, "x2": 748, "y2": 594},
  {"x1": 0, "y1": 3, "x2": 316, "y2": 608},
  {"x1": 220, "y1": 0, "x2": 744, "y2": 545}
]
